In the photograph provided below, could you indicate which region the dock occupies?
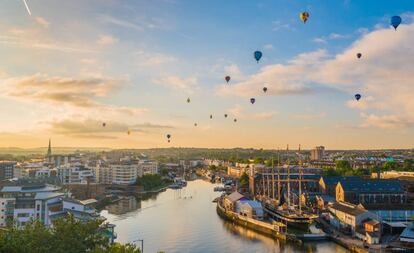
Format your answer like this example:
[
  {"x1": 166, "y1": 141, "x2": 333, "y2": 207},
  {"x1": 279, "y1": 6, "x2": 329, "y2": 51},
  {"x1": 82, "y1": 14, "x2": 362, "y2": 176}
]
[{"x1": 216, "y1": 198, "x2": 301, "y2": 244}]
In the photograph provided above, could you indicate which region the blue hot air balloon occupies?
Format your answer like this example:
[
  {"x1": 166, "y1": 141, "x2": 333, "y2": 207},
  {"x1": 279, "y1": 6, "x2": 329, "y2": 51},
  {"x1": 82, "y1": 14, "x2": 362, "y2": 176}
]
[
  {"x1": 254, "y1": 51, "x2": 262, "y2": 63},
  {"x1": 355, "y1": 94, "x2": 361, "y2": 101},
  {"x1": 391, "y1": 16, "x2": 402, "y2": 30},
  {"x1": 250, "y1": 98, "x2": 256, "y2": 104}
]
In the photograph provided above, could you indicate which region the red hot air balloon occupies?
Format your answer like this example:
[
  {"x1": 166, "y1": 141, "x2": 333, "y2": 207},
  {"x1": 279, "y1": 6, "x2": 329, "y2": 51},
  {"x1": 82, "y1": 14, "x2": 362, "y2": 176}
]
[{"x1": 225, "y1": 76, "x2": 231, "y2": 83}]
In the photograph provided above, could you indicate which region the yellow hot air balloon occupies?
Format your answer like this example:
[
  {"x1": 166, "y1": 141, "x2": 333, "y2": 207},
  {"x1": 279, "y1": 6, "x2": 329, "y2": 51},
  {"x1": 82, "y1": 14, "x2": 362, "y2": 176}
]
[{"x1": 299, "y1": 12, "x2": 309, "y2": 23}]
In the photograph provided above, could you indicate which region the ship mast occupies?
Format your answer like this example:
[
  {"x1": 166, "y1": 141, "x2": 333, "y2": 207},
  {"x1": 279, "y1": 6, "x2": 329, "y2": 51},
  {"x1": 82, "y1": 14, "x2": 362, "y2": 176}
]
[
  {"x1": 271, "y1": 157, "x2": 275, "y2": 199},
  {"x1": 277, "y1": 148, "x2": 281, "y2": 202},
  {"x1": 298, "y1": 144, "x2": 302, "y2": 215},
  {"x1": 287, "y1": 144, "x2": 291, "y2": 208}
]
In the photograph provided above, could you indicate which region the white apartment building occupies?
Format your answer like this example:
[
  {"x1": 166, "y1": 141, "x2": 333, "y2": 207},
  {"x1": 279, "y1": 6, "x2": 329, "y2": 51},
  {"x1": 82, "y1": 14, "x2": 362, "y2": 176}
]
[
  {"x1": 112, "y1": 163, "x2": 138, "y2": 185},
  {"x1": 57, "y1": 164, "x2": 94, "y2": 185},
  {"x1": 94, "y1": 164, "x2": 113, "y2": 185},
  {"x1": 0, "y1": 184, "x2": 64, "y2": 227},
  {"x1": 137, "y1": 160, "x2": 158, "y2": 177}
]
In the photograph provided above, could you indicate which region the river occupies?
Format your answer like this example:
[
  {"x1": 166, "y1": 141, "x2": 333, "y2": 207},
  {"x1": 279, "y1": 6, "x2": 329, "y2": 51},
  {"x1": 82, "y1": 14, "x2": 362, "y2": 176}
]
[{"x1": 100, "y1": 179, "x2": 349, "y2": 253}]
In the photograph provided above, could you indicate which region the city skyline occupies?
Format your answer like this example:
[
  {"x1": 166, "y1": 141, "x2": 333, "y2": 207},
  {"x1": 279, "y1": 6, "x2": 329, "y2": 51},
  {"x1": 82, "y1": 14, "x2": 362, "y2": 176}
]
[{"x1": 0, "y1": 0, "x2": 414, "y2": 149}]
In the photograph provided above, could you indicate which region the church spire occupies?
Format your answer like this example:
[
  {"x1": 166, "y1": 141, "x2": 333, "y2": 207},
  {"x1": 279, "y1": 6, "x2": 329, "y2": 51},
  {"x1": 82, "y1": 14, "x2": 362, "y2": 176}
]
[{"x1": 47, "y1": 138, "x2": 52, "y2": 158}]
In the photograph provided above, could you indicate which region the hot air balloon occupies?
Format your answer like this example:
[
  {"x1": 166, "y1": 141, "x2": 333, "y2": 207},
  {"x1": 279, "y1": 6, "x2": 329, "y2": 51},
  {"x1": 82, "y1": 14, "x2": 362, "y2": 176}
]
[
  {"x1": 166, "y1": 134, "x2": 171, "y2": 142},
  {"x1": 194, "y1": 123, "x2": 198, "y2": 127},
  {"x1": 300, "y1": 12, "x2": 309, "y2": 23},
  {"x1": 210, "y1": 114, "x2": 213, "y2": 119},
  {"x1": 391, "y1": 16, "x2": 402, "y2": 30},
  {"x1": 263, "y1": 87, "x2": 268, "y2": 93},
  {"x1": 254, "y1": 51, "x2": 262, "y2": 63},
  {"x1": 127, "y1": 130, "x2": 131, "y2": 135},
  {"x1": 357, "y1": 53, "x2": 362, "y2": 59},
  {"x1": 225, "y1": 76, "x2": 231, "y2": 83},
  {"x1": 355, "y1": 94, "x2": 361, "y2": 101},
  {"x1": 102, "y1": 122, "x2": 106, "y2": 127},
  {"x1": 187, "y1": 98, "x2": 190, "y2": 103},
  {"x1": 250, "y1": 98, "x2": 256, "y2": 104},
  {"x1": 224, "y1": 114, "x2": 228, "y2": 118},
  {"x1": 234, "y1": 118, "x2": 237, "y2": 122}
]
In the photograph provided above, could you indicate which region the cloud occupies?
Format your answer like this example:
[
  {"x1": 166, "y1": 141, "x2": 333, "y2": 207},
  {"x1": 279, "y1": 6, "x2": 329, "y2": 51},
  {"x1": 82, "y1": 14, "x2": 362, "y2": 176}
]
[
  {"x1": 0, "y1": 34, "x2": 95, "y2": 53},
  {"x1": 135, "y1": 51, "x2": 176, "y2": 67},
  {"x1": 98, "y1": 15, "x2": 144, "y2": 31},
  {"x1": 152, "y1": 75, "x2": 198, "y2": 93},
  {"x1": 223, "y1": 64, "x2": 245, "y2": 81},
  {"x1": 97, "y1": 35, "x2": 118, "y2": 45},
  {"x1": 313, "y1": 38, "x2": 327, "y2": 44},
  {"x1": 291, "y1": 112, "x2": 327, "y2": 120},
  {"x1": 1, "y1": 74, "x2": 147, "y2": 115},
  {"x1": 227, "y1": 105, "x2": 276, "y2": 120},
  {"x1": 313, "y1": 33, "x2": 349, "y2": 44},
  {"x1": 360, "y1": 113, "x2": 414, "y2": 129},
  {"x1": 271, "y1": 21, "x2": 293, "y2": 31},
  {"x1": 263, "y1": 44, "x2": 274, "y2": 50},
  {"x1": 35, "y1": 17, "x2": 50, "y2": 28},
  {"x1": 221, "y1": 18, "x2": 414, "y2": 129},
  {"x1": 216, "y1": 50, "x2": 326, "y2": 97},
  {"x1": 47, "y1": 119, "x2": 173, "y2": 139}
]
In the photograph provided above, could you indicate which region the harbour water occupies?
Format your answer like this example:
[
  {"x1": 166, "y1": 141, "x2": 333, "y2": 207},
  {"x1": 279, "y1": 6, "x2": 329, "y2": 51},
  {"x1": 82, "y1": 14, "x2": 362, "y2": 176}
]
[{"x1": 101, "y1": 179, "x2": 349, "y2": 253}]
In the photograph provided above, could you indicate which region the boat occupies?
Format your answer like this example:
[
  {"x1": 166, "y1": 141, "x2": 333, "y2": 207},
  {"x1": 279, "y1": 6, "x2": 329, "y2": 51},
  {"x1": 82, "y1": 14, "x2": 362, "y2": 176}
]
[
  {"x1": 169, "y1": 183, "x2": 182, "y2": 189},
  {"x1": 263, "y1": 202, "x2": 318, "y2": 230},
  {"x1": 215, "y1": 196, "x2": 299, "y2": 243},
  {"x1": 261, "y1": 146, "x2": 318, "y2": 231}
]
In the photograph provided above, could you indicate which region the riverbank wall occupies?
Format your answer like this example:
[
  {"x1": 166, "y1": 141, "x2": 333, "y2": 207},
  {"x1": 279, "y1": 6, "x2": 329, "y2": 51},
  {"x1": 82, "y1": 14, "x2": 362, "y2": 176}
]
[{"x1": 216, "y1": 199, "x2": 302, "y2": 244}]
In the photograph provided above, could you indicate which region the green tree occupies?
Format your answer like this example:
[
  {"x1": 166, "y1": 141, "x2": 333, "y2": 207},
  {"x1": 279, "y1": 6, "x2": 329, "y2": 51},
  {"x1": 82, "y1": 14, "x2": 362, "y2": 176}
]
[
  {"x1": 383, "y1": 161, "x2": 399, "y2": 171},
  {"x1": 239, "y1": 172, "x2": 249, "y2": 186},
  {"x1": 335, "y1": 160, "x2": 351, "y2": 170},
  {"x1": 0, "y1": 215, "x2": 133, "y2": 253},
  {"x1": 91, "y1": 243, "x2": 141, "y2": 253}
]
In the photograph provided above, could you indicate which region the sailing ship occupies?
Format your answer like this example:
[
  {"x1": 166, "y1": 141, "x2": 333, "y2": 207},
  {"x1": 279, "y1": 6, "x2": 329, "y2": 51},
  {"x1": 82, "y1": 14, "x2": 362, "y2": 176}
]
[{"x1": 260, "y1": 145, "x2": 318, "y2": 230}]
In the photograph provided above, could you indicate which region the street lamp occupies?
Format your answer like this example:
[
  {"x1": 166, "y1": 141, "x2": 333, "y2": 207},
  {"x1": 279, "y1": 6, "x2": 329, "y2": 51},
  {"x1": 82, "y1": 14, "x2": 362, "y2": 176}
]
[{"x1": 133, "y1": 239, "x2": 144, "y2": 253}]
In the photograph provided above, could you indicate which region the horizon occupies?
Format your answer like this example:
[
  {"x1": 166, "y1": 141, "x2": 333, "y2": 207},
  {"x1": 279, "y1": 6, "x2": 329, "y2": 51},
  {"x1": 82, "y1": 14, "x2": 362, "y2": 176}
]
[{"x1": 1, "y1": 1, "x2": 414, "y2": 149}]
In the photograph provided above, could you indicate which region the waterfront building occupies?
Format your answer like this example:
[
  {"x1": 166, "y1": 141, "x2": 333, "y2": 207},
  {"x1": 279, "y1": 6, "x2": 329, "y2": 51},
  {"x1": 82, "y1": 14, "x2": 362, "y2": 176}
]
[
  {"x1": 137, "y1": 160, "x2": 159, "y2": 176},
  {"x1": 336, "y1": 179, "x2": 406, "y2": 204},
  {"x1": 223, "y1": 191, "x2": 246, "y2": 211},
  {"x1": 227, "y1": 165, "x2": 249, "y2": 178},
  {"x1": 0, "y1": 184, "x2": 63, "y2": 227},
  {"x1": 400, "y1": 223, "x2": 414, "y2": 243},
  {"x1": 235, "y1": 200, "x2": 264, "y2": 220},
  {"x1": 328, "y1": 201, "x2": 378, "y2": 236},
  {"x1": 0, "y1": 182, "x2": 115, "y2": 243},
  {"x1": 95, "y1": 160, "x2": 159, "y2": 185},
  {"x1": 111, "y1": 162, "x2": 138, "y2": 185},
  {"x1": 57, "y1": 164, "x2": 94, "y2": 185},
  {"x1": 319, "y1": 176, "x2": 363, "y2": 196},
  {"x1": 360, "y1": 203, "x2": 414, "y2": 222},
  {"x1": 94, "y1": 163, "x2": 113, "y2": 184},
  {"x1": 0, "y1": 161, "x2": 16, "y2": 181},
  {"x1": 310, "y1": 146, "x2": 325, "y2": 161}
]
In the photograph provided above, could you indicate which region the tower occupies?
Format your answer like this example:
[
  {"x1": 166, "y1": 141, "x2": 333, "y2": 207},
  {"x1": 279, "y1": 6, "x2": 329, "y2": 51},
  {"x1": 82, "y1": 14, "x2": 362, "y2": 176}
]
[{"x1": 46, "y1": 138, "x2": 52, "y2": 162}]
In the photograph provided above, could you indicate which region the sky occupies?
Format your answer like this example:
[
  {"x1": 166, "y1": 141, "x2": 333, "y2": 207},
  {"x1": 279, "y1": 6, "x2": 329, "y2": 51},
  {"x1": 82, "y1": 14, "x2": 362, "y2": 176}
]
[{"x1": 0, "y1": 0, "x2": 413, "y2": 150}]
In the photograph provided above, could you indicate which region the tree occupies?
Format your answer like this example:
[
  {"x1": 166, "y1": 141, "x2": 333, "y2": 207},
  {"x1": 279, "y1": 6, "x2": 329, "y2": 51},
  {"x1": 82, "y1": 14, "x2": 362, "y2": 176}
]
[
  {"x1": 335, "y1": 160, "x2": 351, "y2": 170},
  {"x1": 0, "y1": 215, "x2": 134, "y2": 253},
  {"x1": 91, "y1": 243, "x2": 141, "y2": 253},
  {"x1": 239, "y1": 172, "x2": 249, "y2": 186},
  {"x1": 383, "y1": 161, "x2": 399, "y2": 171}
]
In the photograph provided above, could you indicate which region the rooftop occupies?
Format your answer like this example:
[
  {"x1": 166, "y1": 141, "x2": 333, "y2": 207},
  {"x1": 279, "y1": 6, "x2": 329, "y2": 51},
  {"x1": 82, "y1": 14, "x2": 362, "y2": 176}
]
[
  {"x1": 1, "y1": 184, "x2": 61, "y2": 193},
  {"x1": 329, "y1": 201, "x2": 367, "y2": 216},
  {"x1": 339, "y1": 179, "x2": 404, "y2": 193},
  {"x1": 225, "y1": 191, "x2": 245, "y2": 202}
]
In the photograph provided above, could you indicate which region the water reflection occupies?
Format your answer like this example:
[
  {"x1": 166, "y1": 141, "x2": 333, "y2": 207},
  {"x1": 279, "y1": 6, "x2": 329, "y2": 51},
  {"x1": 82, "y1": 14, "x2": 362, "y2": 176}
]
[
  {"x1": 106, "y1": 196, "x2": 141, "y2": 215},
  {"x1": 101, "y1": 179, "x2": 349, "y2": 253}
]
